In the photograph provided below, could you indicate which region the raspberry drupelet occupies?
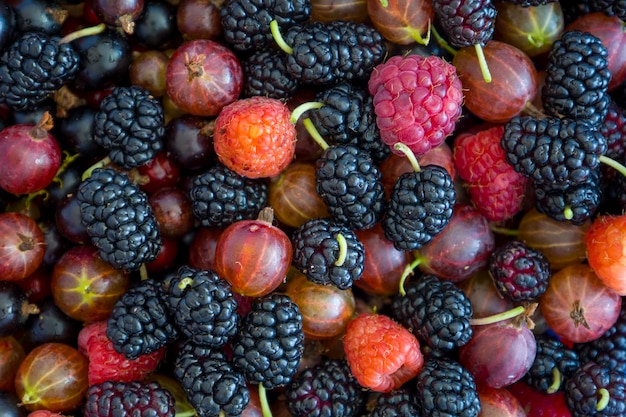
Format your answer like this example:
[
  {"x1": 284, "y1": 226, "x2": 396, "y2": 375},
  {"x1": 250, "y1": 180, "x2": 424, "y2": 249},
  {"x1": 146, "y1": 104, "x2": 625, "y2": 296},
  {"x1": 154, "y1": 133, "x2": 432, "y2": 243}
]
[
  {"x1": 368, "y1": 54, "x2": 463, "y2": 158},
  {"x1": 343, "y1": 313, "x2": 424, "y2": 393}
]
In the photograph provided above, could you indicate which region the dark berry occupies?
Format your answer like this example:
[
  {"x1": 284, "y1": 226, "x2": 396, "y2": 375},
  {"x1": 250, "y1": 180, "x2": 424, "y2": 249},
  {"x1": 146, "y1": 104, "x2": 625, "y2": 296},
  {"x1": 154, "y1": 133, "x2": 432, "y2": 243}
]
[
  {"x1": 232, "y1": 293, "x2": 304, "y2": 389},
  {"x1": 415, "y1": 357, "x2": 481, "y2": 417},
  {"x1": 189, "y1": 164, "x2": 268, "y2": 228},
  {"x1": 94, "y1": 85, "x2": 165, "y2": 169},
  {"x1": 286, "y1": 359, "x2": 366, "y2": 417},
  {"x1": 432, "y1": 0, "x2": 497, "y2": 48},
  {"x1": 382, "y1": 165, "x2": 456, "y2": 251},
  {"x1": 106, "y1": 279, "x2": 178, "y2": 360},
  {"x1": 291, "y1": 218, "x2": 365, "y2": 290},
  {"x1": 392, "y1": 275, "x2": 473, "y2": 355},
  {"x1": 564, "y1": 361, "x2": 626, "y2": 417},
  {"x1": 76, "y1": 168, "x2": 162, "y2": 271},
  {"x1": 525, "y1": 334, "x2": 581, "y2": 394},
  {"x1": 164, "y1": 265, "x2": 239, "y2": 348},
  {"x1": 84, "y1": 380, "x2": 175, "y2": 417},
  {"x1": 0, "y1": 31, "x2": 79, "y2": 111},
  {"x1": 489, "y1": 240, "x2": 551, "y2": 301},
  {"x1": 542, "y1": 30, "x2": 611, "y2": 126},
  {"x1": 315, "y1": 144, "x2": 385, "y2": 231}
]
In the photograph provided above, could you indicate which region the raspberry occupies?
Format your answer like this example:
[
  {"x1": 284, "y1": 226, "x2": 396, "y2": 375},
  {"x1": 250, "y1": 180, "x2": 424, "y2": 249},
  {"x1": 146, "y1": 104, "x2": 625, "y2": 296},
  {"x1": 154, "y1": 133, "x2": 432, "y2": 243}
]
[
  {"x1": 368, "y1": 54, "x2": 463, "y2": 157},
  {"x1": 585, "y1": 214, "x2": 626, "y2": 295},
  {"x1": 213, "y1": 96, "x2": 296, "y2": 179},
  {"x1": 78, "y1": 320, "x2": 165, "y2": 385},
  {"x1": 453, "y1": 125, "x2": 528, "y2": 222},
  {"x1": 343, "y1": 313, "x2": 424, "y2": 393}
]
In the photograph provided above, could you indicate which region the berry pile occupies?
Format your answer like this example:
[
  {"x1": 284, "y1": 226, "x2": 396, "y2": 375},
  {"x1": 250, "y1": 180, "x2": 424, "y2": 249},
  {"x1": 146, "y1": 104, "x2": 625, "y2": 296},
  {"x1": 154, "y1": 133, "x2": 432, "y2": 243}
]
[{"x1": 2, "y1": 2, "x2": 626, "y2": 417}]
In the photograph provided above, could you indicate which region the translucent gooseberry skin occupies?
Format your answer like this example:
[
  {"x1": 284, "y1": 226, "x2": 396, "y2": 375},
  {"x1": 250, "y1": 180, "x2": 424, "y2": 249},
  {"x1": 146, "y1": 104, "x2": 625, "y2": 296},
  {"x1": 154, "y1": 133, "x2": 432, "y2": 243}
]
[
  {"x1": 519, "y1": 208, "x2": 589, "y2": 271},
  {"x1": 541, "y1": 263, "x2": 622, "y2": 344},
  {"x1": 269, "y1": 161, "x2": 330, "y2": 229},
  {"x1": 51, "y1": 245, "x2": 130, "y2": 323},
  {"x1": 0, "y1": 336, "x2": 24, "y2": 392},
  {"x1": 214, "y1": 209, "x2": 293, "y2": 297},
  {"x1": 459, "y1": 320, "x2": 536, "y2": 389},
  {"x1": 453, "y1": 40, "x2": 538, "y2": 124},
  {"x1": 354, "y1": 222, "x2": 411, "y2": 296},
  {"x1": 285, "y1": 271, "x2": 355, "y2": 340},
  {"x1": 416, "y1": 204, "x2": 495, "y2": 282},
  {"x1": 14, "y1": 342, "x2": 89, "y2": 412},
  {"x1": 165, "y1": 39, "x2": 243, "y2": 117}
]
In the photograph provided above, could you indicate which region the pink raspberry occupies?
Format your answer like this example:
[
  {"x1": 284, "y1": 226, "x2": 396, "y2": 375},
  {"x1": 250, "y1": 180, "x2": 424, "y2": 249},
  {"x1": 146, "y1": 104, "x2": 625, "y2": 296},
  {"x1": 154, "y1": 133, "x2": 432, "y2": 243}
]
[
  {"x1": 78, "y1": 320, "x2": 166, "y2": 385},
  {"x1": 453, "y1": 125, "x2": 528, "y2": 222},
  {"x1": 368, "y1": 55, "x2": 463, "y2": 157}
]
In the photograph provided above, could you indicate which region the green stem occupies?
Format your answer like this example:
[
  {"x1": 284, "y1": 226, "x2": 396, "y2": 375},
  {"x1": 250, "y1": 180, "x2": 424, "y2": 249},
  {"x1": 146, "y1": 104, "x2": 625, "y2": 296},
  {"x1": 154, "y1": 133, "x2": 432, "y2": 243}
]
[
  {"x1": 59, "y1": 23, "x2": 107, "y2": 44},
  {"x1": 469, "y1": 305, "x2": 526, "y2": 326},
  {"x1": 81, "y1": 156, "x2": 111, "y2": 181},
  {"x1": 489, "y1": 225, "x2": 519, "y2": 237},
  {"x1": 599, "y1": 155, "x2": 626, "y2": 178},
  {"x1": 303, "y1": 118, "x2": 329, "y2": 150},
  {"x1": 334, "y1": 233, "x2": 347, "y2": 267},
  {"x1": 51, "y1": 151, "x2": 81, "y2": 187},
  {"x1": 399, "y1": 256, "x2": 423, "y2": 296},
  {"x1": 139, "y1": 264, "x2": 149, "y2": 281},
  {"x1": 546, "y1": 367, "x2": 562, "y2": 394},
  {"x1": 270, "y1": 20, "x2": 293, "y2": 55},
  {"x1": 563, "y1": 206, "x2": 574, "y2": 221},
  {"x1": 290, "y1": 101, "x2": 325, "y2": 125},
  {"x1": 393, "y1": 143, "x2": 421, "y2": 172},
  {"x1": 431, "y1": 25, "x2": 457, "y2": 57},
  {"x1": 21, "y1": 189, "x2": 49, "y2": 206},
  {"x1": 596, "y1": 388, "x2": 610, "y2": 412},
  {"x1": 474, "y1": 43, "x2": 492, "y2": 83},
  {"x1": 409, "y1": 19, "x2": 431, "y2": 46},
  {"x1": 259, "y1": 384, "x2": 273, "y2": 417}
]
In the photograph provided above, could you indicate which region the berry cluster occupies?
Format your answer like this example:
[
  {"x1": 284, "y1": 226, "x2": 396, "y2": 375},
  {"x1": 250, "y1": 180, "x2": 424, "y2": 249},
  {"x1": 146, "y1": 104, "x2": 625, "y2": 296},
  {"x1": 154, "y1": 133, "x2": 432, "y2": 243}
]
[{"x1": 2, "y1": 2, "x2": 626, "y2": 417}]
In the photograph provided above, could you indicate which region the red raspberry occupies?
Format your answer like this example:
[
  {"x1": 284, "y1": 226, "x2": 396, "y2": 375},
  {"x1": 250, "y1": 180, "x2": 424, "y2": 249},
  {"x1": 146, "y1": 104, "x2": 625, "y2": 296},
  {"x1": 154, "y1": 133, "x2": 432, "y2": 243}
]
[
  {"x1": 368, "y1": 55, "x2": 463, "y2": 157},
  {"x1": 213, "y1": 96, "x2": 296, "y2": 179},
  {"x1": 343, "y1": 313, "x2": 423, "y2": 393},
  {"x1": 78, "y1": 320, "x2": 166, "y2": 385},
  {"x1": 585, "y1": 214, "x2": 626, "y2": 295},
  {"x1": 453, "y1": 125, "x2": 528, "y2": 222}
]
